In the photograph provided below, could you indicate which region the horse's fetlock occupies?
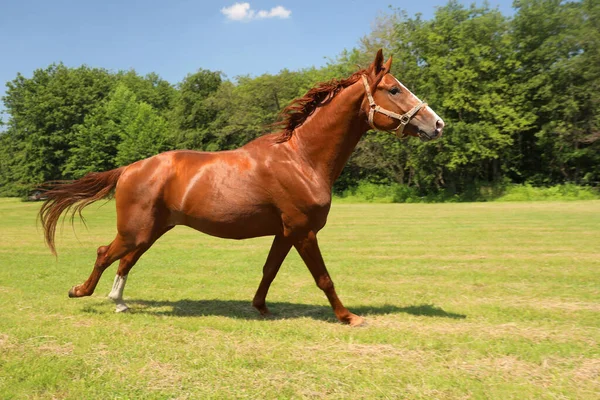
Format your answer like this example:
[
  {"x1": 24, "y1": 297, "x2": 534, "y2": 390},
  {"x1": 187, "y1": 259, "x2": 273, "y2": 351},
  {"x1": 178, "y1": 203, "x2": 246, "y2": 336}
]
[
  {"x1": 252, "y1": 298, "x2": 265, "y2": 309},
  {"x1": 317, "y1": 275, "x2": 334, "y2": 291}
]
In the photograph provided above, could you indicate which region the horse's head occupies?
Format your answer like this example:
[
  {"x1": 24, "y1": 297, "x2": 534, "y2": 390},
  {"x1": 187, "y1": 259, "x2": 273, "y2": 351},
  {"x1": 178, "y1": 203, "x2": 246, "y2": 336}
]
[{"x1": 361, "y1": 50, "x2": 444, "y2": 141}]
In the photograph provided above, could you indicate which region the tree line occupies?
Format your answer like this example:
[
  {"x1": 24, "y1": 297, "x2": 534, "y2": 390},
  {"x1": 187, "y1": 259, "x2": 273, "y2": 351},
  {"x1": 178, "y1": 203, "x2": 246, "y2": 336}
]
[{"x1": 1, "y1": 0, "x2": 598, "y2": 198}]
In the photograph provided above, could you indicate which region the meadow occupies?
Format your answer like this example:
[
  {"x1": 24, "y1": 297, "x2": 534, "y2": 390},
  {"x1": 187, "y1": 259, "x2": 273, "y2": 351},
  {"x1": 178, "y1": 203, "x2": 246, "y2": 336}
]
[{"x1": 0, "y1": 198, "x2": 598, "y2": 399}]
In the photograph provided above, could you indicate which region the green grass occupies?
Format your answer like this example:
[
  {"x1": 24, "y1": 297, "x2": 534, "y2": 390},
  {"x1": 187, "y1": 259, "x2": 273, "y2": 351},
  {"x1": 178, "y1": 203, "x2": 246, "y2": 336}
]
[{"x1": 1, "y1": 198, "x2": 599, "y2": 399}]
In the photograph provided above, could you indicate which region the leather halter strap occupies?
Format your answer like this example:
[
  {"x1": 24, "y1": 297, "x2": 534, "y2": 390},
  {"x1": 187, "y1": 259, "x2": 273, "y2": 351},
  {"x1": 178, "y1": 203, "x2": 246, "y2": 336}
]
[{"x1": 361, "y1": 75, "x2": 427, "y2": 138}]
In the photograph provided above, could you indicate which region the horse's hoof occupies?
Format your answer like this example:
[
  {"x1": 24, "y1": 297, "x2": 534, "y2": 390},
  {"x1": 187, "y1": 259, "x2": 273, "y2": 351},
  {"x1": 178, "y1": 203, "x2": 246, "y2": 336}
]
[
  {"x1": 260, "y1": 311, "x2": 275, "y2": 320},
  {"x1": 345, "y1": 314, "x2": 366, "y2": 327},
  {"x1": 252, "y1": 301, "x2": 271, "y2": 317},
  {"x1": 68, "y1": 286, "x2": 78, "y2": 298},
  {"x1": 258, "y1": 307, "x2": 271, "y2": 317},
  {"x1": 115, "y1": 303, "x2": 129, "y2": 313}
]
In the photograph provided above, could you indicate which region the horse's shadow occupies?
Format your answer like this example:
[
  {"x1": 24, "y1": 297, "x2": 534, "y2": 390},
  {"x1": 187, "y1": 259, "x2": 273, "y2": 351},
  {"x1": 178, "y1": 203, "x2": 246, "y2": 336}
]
[{"x1": 83, "y1": 298, "x2": 466, "y2": 322}]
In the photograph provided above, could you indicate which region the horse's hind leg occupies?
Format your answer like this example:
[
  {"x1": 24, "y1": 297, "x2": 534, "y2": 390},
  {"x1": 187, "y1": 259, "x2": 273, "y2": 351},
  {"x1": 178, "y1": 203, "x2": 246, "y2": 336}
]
[
  {"x1": 68, "y1": 234, "x2": 135, "y2": 298},
  {"x1": 68, "y1": 160, "x2": 172, "y2": 303},
  {"x1": 107, "y1": 247, "x2": 146, "y2": 312},
  {"x1": 108, "y1": 226, "x2": 173, "y2": 312}
]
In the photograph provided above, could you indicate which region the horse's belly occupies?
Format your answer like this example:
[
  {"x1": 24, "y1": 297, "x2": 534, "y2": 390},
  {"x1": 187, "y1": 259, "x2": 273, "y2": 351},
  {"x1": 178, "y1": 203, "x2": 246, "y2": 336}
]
[
  {"x1": 162, "y1": 151, "x2": 283, "y2": 238},
  {"x1": 180, "y1": 205, "x2": 281, "y2": 239}
]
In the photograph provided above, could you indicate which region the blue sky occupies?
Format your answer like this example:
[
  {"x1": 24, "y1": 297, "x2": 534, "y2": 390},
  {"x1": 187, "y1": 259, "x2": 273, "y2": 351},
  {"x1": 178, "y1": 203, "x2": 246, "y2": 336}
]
[{"x1": 0, "y1": 0, "x2": 514, "y2": 121}]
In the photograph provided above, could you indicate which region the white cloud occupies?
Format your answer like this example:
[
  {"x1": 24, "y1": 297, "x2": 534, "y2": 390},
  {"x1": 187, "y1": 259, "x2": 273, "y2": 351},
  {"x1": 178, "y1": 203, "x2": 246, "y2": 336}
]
[
  {"x1": 221, "y1": 2, "x2": 253, "y2": 21},
  {"x1": 221, "y1": 3, "x2": 291, "y2": 21},
  {"x1": 256, "y1": 6, "x2": 291, "y2": 19}
]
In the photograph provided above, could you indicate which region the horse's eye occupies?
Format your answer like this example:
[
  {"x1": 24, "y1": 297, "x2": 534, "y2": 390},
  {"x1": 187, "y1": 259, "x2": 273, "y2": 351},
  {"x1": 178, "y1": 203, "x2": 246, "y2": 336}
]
[{"x1": 389, "y1": 87, "x2": 401, "y2": 95}]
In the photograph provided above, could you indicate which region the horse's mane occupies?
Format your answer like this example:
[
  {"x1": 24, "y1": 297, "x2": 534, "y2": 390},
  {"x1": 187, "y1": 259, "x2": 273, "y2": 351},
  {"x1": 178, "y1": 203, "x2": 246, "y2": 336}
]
[{"x1": 273, "y1": 69, "x2": 367, "y2": 142}]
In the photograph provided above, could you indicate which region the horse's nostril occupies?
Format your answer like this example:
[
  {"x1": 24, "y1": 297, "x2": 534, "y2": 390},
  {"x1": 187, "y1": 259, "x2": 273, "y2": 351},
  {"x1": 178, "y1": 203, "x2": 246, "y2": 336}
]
[{"x1": 436, "y1": 119, "x2": 445, "y2": 131}]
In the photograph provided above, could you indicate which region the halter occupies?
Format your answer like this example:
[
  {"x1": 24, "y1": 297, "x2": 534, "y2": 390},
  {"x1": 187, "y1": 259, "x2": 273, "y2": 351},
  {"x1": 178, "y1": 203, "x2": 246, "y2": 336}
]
[{"x1": 361, "y1": 75, "x2": 429, "y2": 139}]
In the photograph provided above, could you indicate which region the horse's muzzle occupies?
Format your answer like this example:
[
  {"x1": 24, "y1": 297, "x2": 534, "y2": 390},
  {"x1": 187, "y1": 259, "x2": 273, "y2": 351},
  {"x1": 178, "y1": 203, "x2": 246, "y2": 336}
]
[{"x1": 435, "y1": 119, "x2": 444, "y2": 137}]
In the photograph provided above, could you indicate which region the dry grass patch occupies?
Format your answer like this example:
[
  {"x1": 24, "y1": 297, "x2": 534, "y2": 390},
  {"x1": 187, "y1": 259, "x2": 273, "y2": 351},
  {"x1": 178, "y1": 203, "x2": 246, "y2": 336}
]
[{"x1": 572, "y1": 358, "x2": 600, "y2": 383}]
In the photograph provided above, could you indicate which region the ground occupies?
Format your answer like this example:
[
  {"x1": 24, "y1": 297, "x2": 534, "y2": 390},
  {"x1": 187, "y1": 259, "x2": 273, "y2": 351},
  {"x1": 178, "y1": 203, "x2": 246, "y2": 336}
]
[{"x1": 0, "y1": 198, "x2": 598, "y2": 399}]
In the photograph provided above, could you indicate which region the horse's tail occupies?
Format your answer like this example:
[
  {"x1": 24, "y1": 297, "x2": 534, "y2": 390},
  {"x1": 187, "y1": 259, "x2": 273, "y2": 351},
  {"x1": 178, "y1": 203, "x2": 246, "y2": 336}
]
[{"x1": 39, "y1": 167, "x2": 126, "y2": 256}]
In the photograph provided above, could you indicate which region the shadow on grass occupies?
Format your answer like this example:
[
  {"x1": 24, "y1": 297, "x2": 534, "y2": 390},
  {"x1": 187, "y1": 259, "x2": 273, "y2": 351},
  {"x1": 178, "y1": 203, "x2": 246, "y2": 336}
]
[{"x1": 84, "y1": 299, "x2": 466, "y2": 322}]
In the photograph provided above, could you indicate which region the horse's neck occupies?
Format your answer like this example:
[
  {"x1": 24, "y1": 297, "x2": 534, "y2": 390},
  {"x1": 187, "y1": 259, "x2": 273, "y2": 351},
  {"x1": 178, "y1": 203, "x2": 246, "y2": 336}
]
[{"x1": 289, "y1": 83, "x2": 368, "y2": 188}]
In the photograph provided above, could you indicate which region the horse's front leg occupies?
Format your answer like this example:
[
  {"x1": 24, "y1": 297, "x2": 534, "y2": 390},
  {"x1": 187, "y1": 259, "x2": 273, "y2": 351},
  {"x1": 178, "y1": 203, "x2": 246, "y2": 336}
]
[
  {"x1": 294, "y1": 231, "x2": 364, "y2": 326},
  {"x1": 252, "y1": 235, "x2": 293, "y2": 316}
]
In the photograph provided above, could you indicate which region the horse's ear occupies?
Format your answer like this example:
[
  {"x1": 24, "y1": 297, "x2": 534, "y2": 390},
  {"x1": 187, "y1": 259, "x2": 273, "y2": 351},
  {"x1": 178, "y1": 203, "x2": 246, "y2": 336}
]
[
  {"x1": 368, "y1": 49, "x2": 385, "y2": 75},
  {"x1": 374, "y1": 49, "x2": 385, "y2": 72},
  {"x1": 368, "y1": 49, "x2": 390, "y2": 86},
  {"x1": 382, "y1": 56, "x2": 393, "y2": 74}
]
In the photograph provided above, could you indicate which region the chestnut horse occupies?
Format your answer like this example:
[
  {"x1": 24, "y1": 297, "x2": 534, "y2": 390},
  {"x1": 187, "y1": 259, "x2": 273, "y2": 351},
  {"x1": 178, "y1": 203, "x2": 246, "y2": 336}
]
[{"x1": 40, "y1": 50, "x2": 444, "y2": 326}]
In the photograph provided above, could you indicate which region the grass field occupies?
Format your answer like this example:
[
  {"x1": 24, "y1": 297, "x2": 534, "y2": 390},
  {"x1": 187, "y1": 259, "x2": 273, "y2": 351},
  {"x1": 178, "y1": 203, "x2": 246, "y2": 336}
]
[{"x1": 0, "y1": 198, "x2": 599, "y2": 399}]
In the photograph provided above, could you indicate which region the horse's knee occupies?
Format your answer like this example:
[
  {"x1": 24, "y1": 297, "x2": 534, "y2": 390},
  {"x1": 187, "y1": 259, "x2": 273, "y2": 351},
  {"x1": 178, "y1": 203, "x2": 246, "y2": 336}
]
[{"x1": 316, "y1": 275, "x2": 334, "y2": 291}]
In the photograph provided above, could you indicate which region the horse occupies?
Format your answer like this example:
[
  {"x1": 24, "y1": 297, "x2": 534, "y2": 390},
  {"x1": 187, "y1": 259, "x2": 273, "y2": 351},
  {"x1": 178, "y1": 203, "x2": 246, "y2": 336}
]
[{"x1": 39, "y1": 50, "x2": 444, "y2": 326}]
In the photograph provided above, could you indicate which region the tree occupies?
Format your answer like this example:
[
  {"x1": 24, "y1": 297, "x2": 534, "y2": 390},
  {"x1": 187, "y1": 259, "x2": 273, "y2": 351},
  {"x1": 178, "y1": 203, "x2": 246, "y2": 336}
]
[
  {"x1": 2, "y1": 64, "x2": 114, "y2": 191},
  {"x1": 170, "y1": 69, "x2": 222, "y2": 150},
  {"x1": 512, "y1": 0, "x2": 600, "y2": 184},
  {"x1": 63, "y1": 104, "x2": 119, "y2": 178},
  {"x1": 115, "y1": 101, "x2": 169, "y2": 165},
  {"x1": 65, "y1": 84, "x2": 170, "y2": 176},
  {"x1": 207, "y1": 69, "x2": 313, "y2": 150}
]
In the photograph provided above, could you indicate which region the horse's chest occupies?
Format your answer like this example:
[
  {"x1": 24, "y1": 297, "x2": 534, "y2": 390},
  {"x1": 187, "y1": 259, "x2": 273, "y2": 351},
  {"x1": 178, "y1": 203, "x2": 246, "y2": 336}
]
[{"x1": 281, "y1": 195, "x2": 332, "y2": 237}]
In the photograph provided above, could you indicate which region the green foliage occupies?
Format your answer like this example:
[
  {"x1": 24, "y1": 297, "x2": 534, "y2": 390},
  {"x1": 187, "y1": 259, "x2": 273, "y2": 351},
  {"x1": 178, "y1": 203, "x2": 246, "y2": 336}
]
[
  {"x1": 2, "y1": 64, "x2": 115, "y2": 191},
  {"x1": 336, "y1": 181, "x2": 399, "y2": 203},
  {"x1": 63, "y1": 84, "x2": 170, "y2": 177},
  {"x1": 0, "y1": 130, "x2": 29, "y2": 196},
  {"x1": 63, "y1": 105, "x2": 118, "y2": 178},
  {"x1": 115, "y1": 101, "x2": 169, "y2": 165},
  {"x1": 495, "y1": 183, "x2": 600, "y2": 202},
  {"x1": 334, "y1": 181, "x2": 600, "y2": 203},
  {"x1": 170, "y1": 69, "x2": 222, "y2": 150},
  {"x1": 116, "y1": 70, "x2": 176, "y2": 115},
  {"x1": 511, "y1": 0, "x2": 600, "y2": 184},
  {"x1": 208, "y1": 69, "x2": 316, "y2": 150}
]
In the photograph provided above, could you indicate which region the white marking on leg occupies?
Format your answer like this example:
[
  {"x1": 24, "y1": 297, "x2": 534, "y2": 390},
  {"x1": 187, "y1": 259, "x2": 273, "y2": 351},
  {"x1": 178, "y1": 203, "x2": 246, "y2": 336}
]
[{"x1": 108, "y1": 274, "x2": 129, "y2": 313}]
